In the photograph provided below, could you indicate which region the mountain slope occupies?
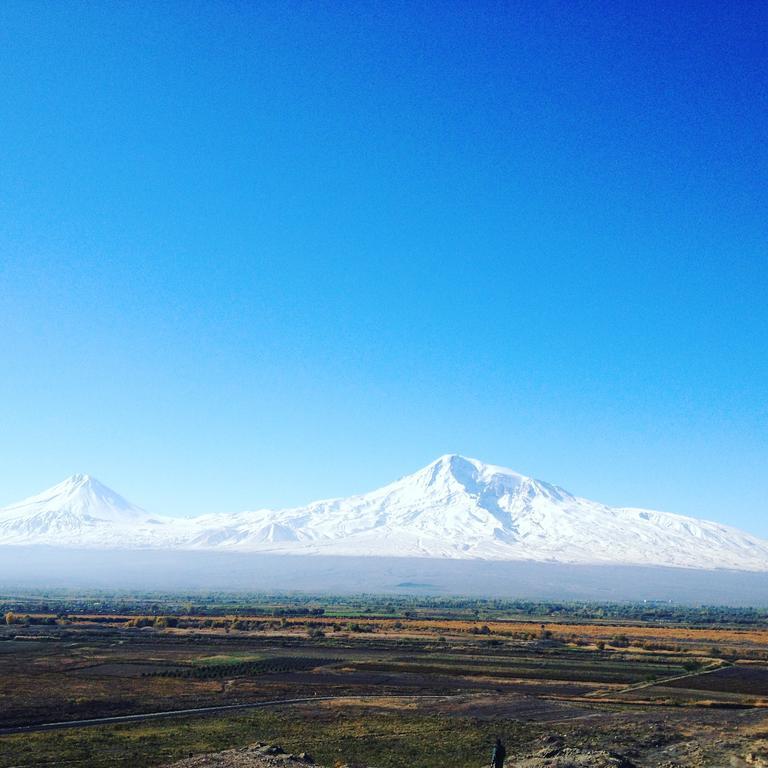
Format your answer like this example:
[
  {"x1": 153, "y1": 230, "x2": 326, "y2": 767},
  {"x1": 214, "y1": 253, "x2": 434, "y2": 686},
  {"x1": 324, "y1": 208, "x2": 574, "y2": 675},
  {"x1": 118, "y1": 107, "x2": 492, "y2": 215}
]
[
  {"x1": 0, "y1": 474, "x2": 168, "y2": 546},
  {"x1": 1, "y1": 456, "x2": 767, "y2": 571},
  {"x1": 198, "y1": 455, "x2": 768, "y2": 570}
]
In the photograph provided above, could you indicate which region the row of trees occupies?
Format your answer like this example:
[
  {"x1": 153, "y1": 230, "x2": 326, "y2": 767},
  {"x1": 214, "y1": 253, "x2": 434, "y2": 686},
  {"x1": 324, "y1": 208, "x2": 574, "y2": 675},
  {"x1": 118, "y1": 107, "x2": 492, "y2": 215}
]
[{"x1": 5, "y1": 589, "x2": 768, "y2": 628}]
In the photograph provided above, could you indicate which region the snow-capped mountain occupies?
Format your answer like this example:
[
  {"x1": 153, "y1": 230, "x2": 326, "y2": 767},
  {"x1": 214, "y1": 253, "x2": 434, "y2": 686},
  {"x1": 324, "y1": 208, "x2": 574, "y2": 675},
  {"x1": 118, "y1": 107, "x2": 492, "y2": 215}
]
[
  {"x1": 0, "y1": 473, "x2": 170, "y2": 547},
  {"x1": 2, "y1": 455, "x2": 767, "y2": 571}
]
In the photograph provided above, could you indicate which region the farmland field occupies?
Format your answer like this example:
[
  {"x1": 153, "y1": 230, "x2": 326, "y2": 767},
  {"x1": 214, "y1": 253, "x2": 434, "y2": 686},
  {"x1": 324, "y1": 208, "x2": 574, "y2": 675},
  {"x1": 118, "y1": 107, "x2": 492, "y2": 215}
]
[{"x1": 2, "y1": 594, "x2": 768, "y2": 767}]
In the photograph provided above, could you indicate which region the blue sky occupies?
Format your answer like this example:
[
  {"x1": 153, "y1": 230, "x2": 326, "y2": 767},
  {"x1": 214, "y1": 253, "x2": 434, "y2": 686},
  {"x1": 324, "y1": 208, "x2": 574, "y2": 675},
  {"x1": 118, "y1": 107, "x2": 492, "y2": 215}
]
[{"x1": 1, "y1": 1, "x2": 766, "y2": 532}]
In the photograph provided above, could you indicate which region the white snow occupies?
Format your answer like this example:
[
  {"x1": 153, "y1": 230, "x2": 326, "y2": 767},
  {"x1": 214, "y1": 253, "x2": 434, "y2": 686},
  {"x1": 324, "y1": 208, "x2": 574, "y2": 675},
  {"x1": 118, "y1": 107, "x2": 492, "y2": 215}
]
[
  {"x1": 0, "y1": 474, "x2": 172, "y2": 547},
  {"x1": 2, "y1": 455, "x2": 767, "y2": 571}
]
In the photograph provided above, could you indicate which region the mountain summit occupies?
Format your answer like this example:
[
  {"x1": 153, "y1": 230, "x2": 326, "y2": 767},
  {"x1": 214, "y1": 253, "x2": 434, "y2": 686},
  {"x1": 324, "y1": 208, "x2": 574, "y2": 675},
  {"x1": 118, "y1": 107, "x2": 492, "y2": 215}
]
[
  {"x1": 0, "y1": 473, "x2": 161, "y2": 545},
  {"x1": 1, "y1": 456, "x2": 767, "y2": 571}
]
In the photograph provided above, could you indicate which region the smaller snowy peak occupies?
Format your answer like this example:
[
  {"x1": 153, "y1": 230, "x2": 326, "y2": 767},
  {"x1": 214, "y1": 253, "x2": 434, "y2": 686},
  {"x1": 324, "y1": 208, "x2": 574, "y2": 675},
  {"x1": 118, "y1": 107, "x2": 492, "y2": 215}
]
[
  {"x1": 0, "y1": 474, "x2": 149, "y2": 527},
  {"x1": 62, "y1": 473, "x2": 91, "y2": 487}
]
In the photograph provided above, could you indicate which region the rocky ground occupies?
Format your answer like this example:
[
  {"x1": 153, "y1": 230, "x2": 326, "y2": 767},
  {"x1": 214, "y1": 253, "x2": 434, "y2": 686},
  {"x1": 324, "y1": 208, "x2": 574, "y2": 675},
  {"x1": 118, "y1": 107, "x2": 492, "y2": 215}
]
[
  {"x1": 512, "y1": 736, "x2": 635, "y2": 767},
  {"x1": 164, "y1": 743, "x2": 319, "y2": 768},
  {"x1": 162, "y1": 722, "x2": 768, "y2": 768},
  {"x1": 163, "y1": 740, "x2": 639, "y2": 768}
]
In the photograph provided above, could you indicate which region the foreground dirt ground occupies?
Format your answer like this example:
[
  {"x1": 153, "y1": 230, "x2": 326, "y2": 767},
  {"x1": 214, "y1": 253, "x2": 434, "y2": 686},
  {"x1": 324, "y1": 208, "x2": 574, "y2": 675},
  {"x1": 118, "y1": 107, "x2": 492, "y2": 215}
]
[
  {"x1": 165, "y1": 743, "x2": 319, "y2": 767},
  {"x1": 163, "y1": 741, "x2": 638, "y2": 768}
]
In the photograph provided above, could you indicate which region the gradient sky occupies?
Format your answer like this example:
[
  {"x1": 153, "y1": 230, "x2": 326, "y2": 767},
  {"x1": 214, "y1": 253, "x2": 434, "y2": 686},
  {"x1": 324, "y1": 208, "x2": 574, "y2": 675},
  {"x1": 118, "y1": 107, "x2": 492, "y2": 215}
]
[{"x1": 1, "y1": 1, "x2": 766, "y2": 533}]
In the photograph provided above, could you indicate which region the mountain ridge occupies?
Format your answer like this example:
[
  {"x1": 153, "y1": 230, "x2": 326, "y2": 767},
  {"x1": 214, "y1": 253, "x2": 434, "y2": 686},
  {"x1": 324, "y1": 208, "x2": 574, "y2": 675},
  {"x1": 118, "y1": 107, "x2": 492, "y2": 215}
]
[{"x1": 1, "y1": 454, "x2": 767, "y2": 571}]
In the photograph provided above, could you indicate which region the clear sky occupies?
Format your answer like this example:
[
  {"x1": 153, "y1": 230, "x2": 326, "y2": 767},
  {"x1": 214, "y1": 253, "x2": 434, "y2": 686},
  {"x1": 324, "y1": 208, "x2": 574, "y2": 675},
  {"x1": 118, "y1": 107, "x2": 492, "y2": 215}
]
[{"x1": 1, "y1": 1, "x2": 766, "y2": 533}]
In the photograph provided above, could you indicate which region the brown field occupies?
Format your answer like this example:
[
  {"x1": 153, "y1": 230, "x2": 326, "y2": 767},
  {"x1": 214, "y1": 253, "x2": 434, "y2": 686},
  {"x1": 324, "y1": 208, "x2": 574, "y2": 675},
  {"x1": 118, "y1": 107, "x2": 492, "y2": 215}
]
[
  {"x1": 2, "y1": 608, "x2": 768, "y2": 766},
  {"x1": 32, "y1": 611, "x2": 768, "y2": 646}
]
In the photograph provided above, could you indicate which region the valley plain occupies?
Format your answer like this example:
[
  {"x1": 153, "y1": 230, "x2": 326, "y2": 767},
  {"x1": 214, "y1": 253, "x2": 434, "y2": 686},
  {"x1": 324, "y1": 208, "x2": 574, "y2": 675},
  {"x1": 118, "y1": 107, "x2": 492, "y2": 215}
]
[{"x1": 3, "y1": 594, "x2": 768, "y2": 767}]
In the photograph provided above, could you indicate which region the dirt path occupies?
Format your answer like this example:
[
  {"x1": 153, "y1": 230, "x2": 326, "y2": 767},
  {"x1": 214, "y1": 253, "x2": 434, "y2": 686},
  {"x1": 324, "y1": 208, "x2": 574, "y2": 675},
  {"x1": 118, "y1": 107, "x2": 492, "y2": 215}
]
[{"x1": 588, "y1": 662, "x2": 725, "y2": 698}]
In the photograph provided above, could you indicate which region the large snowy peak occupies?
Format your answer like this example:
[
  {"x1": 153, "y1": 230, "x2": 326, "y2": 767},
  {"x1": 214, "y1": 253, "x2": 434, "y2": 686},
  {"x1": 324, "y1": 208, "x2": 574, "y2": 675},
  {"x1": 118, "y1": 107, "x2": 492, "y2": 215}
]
[
  {"x1": 232, "y1": 454, "x2": 768, "y2": 569},
  {"x1": 251, "y1": 454, "x2": 531, "y2": 551}
]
